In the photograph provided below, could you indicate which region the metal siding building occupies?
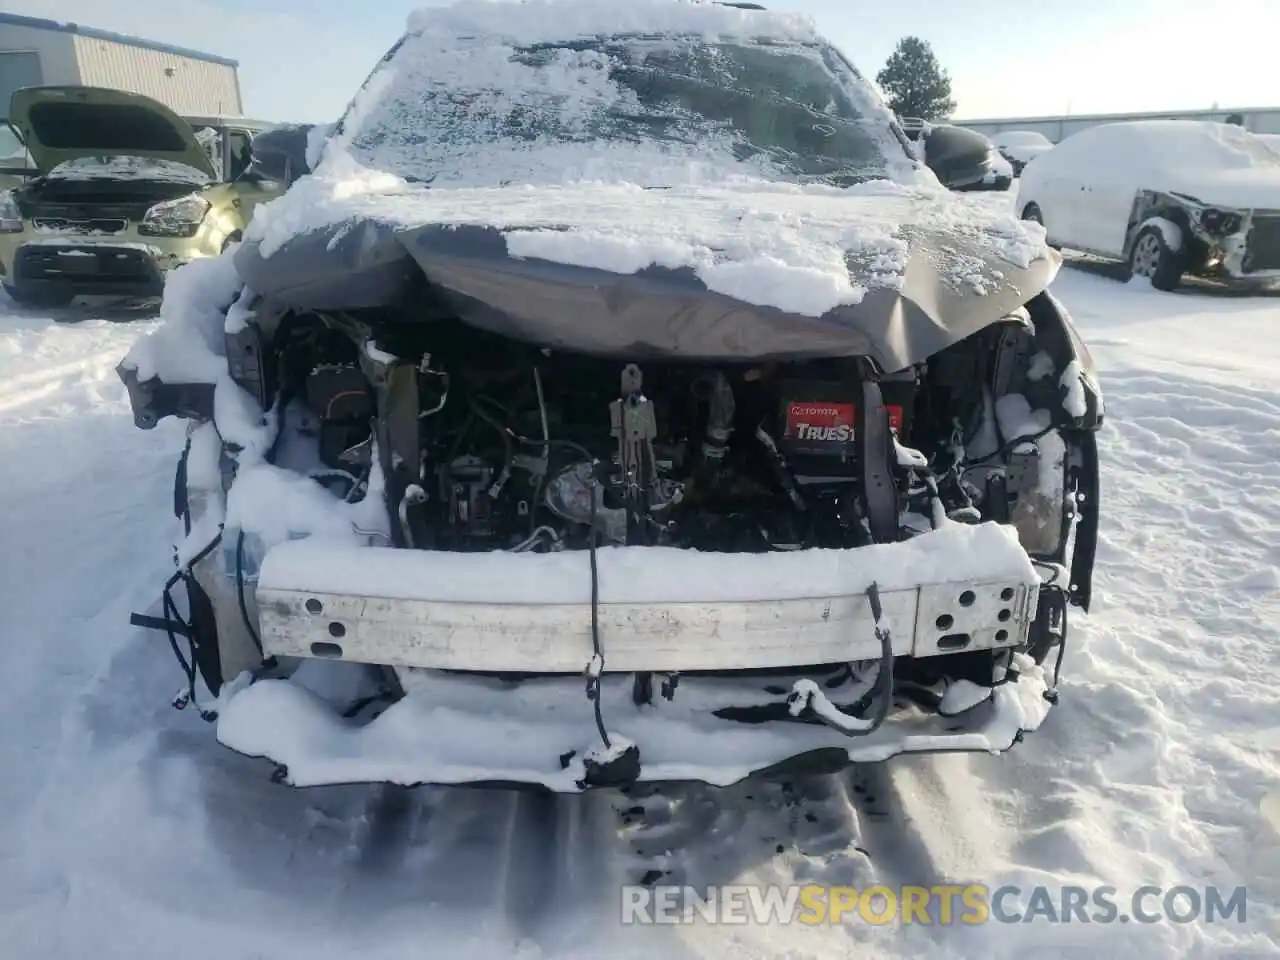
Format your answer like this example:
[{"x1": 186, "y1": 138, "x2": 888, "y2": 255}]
[
  {"x1": 0, "y1": 13, "x2": 241, "y2": 118},
  {"x1": 954, "y1": 106, "x2": 1280, "y2": 143}
]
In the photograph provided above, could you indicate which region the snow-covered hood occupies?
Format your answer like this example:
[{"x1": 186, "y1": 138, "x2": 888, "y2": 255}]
[
  {"x1": 234, "y1": 175, "x2": 1057, "y2": 372},
  {"x1": 8, "y1": 86, "x2": 216, "y2": 179}
]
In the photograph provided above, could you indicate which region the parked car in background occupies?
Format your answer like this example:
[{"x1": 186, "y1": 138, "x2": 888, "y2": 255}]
[
  {"x1": 900, "y1": 118, "x2": 1012, "y2": 191},
  {"x1": 0, "y1": 86, "x2": 288, "y2": 308},
  {"x1": 992, "y1": 130, "x2": 1054, "y2": 175},
  {"x1": 1017, "y1": 119, "x2": 1280, "y2": 290}
]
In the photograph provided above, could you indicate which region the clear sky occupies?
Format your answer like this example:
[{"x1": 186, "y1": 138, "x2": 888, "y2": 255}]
[{"x1": 9, "y1": 0, "x2": 1280, "y2": 123}]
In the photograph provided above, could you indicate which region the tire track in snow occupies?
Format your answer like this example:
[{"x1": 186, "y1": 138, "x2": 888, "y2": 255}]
[{"x1": 0, "y1": 350, "x2": 134, "y2": 415}]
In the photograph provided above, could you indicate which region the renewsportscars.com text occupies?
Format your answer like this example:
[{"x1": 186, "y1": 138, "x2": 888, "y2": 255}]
[{"x1": 621, "y1": 884, "x2": 1249, "y2": 926}]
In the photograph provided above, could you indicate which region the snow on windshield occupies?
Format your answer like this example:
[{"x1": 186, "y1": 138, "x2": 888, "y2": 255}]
[
  {"x1": 337, "y1": 9, "x2": 909, "y2": 188},
  {"x1": 47, "y1": 155, "x2": 211, "y2": 185}
]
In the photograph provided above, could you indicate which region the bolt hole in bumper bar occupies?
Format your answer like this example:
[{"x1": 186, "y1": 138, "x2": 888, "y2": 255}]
[{"x1": 214, "y1": 522, "x2": 1058, "y2": 791}]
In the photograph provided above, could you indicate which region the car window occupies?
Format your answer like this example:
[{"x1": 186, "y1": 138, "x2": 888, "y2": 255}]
[
  {"x1": 228, "y1": 129, "x2": 254, "y2": 180},
  {"x1": 343, "y1": 31, "x2": 911, "y2": 187},
  {"x1": 192, "y1": 126, "x2": 225, "y2": 180},
  {"x1": 0, "y1": 123, "x2": 33, "y2": 166}
]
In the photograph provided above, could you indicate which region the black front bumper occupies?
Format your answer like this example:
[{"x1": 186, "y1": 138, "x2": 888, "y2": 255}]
[{"x1": 9, "y1": 244, "x2": 166, "y2": 298}]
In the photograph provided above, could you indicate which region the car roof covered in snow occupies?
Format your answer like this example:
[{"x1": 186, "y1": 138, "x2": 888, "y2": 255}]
[
  {"x1": 992, "y1": 130, "x2": 1052, "y2": 147},
  {"x1": 403, "y1": 0, "x2": 821, "y2": 43}
]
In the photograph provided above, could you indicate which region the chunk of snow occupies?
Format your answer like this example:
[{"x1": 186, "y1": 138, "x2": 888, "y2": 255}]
[
  {"x1": 894, "y1": 437, "x2": 930, "y2": 469},
  {"x1": 583, "y1": 733, "x2": 636, "y2": 766},
  {"x1": 995, "y1": 393, "x2": 1052, "y2": 450},
  {"x1": 225, "y1": 459, "x2": 390, "y2": 558},
  {"x1": 121, "y1": 254, "x2": 241, "y2": 384},
  {"x1": 1060, "y1": 359, "x2": 1088, "y2": 418},
  {"x1": 1027, "y1": 350, "x2": 1055, "y2": 381},
  {"x1": 257, "y1": 519, "x2": 1035, "y2": 606},
  {"x1": 363, "y1": 338, "x2": 398, "y2": 364},
  {"x1": 223, "y1": 285, "x2": 257, "y2": 335},
  {"x1": 939, "y1": 678, "x2": 995, "y2": 716},
  {"x1": 788, "y1": 678, "x2": 875, "y2": 733}
]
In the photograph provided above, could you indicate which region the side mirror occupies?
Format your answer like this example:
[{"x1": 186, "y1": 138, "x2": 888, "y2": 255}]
[{"x1": 921, "y1": 124, "x2": 997, "y2": 191}]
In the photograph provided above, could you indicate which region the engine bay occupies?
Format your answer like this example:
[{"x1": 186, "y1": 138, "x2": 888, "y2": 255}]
[{"x1": 228, "y1": 309, "x2": 1075, "y2": 562}]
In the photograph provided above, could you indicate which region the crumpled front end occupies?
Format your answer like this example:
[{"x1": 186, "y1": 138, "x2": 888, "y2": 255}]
[
  {"x1": 207, "y1": 520, "x2": 1063, "y2": 791},
  {"x1": 1128, "y1": 190, "x2": 1280, "y2": 284},
  {"x1": 135, "y1": 417, "x2": 1094, "y2": 792},
  {"x1": 118, "y1": 222, "x2": 1100, "y2": 793}
]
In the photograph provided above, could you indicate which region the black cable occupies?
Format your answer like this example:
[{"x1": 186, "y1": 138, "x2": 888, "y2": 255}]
[
  {"x1": 265, "y1": 392, "x2": 289, "y2": 465},
  {"x1": 162, "y1": 529, "x2": 224, "y2": 716},
  {"x1": 481, "y1": 421, "x2": 613, "y2": 750},
  {"x1": 586, "y1": 460, "x2": 610, "y2": 749},
  {"x1": 235, "y1": 528, "x2": 264, "y2": 655},
  {"x1": 467, "y1": 393, "x2": 514, "y2": 482},
  {"x1": 1052, "y1": 603, "x2": 1069, "y2": 689},
  {"x1": 161, "y1": 573, "x2": 193, "y2": 684},
  {"x1": 857, "y1": 582, "x2": 894, "y2": 736}
]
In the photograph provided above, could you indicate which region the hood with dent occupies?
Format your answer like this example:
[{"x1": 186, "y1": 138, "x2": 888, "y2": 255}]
[
  {"x1": 234, "y1": 178, "x2": 1058, "y2": 372},
  {"x1": 9, "y1": 86, "x2": 215, "y2": 179}
]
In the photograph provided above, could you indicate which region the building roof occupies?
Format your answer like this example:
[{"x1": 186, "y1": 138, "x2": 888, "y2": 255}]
[
  {"x1": 0, "y1": 12, "x2": 238, "y2": 68},
  {"x1": 953, "y1": 105, "x2": 1280, "y2": 126}
]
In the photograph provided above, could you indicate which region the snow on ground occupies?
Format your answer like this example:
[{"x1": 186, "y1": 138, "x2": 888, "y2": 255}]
[{"x1": 1, "y1": 240, "x2": 1278, "y2": 958}]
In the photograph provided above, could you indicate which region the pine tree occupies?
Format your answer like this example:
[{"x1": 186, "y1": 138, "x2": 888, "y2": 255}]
[{"x1": 875, "y1": 37, "x2": 956, "y2": 121}]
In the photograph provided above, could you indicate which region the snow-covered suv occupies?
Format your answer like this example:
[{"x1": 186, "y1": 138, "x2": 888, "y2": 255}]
[{"x1": 117, "y1": 0, "x2": 1102, "y2": 791}]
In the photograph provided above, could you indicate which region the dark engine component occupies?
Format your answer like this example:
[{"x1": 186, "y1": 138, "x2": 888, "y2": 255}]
[
  {"x1": 305, "y1": 363, "x2": 373, "y2": 466},
  {"x1": 440, "y1": 455, "x2": 497, "y2": 541}
]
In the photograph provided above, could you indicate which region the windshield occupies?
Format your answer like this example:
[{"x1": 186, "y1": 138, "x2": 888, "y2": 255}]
[
  {"x1": 342, "y1": 32, "x2": 911, "y2": 187},
  {"x1": 1219, "y1": 126, "x2": 1280, "y2": 167}
]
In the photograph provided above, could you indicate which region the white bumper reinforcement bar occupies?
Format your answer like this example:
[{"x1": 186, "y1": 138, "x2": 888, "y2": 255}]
[{"x1": 251, "y1": 523, "x2": 1043, "y2": 673}]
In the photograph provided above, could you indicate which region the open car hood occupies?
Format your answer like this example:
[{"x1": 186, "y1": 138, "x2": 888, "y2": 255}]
[
  {"x1": 233, "y1": 186, "x2": 1060, "y2": 372},
  {"x1": 8, "y1": 86, "x2": 216, "y2": 179}
]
